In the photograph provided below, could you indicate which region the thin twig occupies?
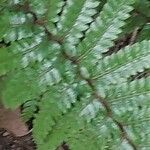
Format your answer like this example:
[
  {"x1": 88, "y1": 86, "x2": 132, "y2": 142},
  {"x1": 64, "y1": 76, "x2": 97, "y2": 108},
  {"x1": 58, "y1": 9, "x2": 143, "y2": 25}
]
[{"x1": 130, "y1": 27, "x2": 139, "y2": 45}]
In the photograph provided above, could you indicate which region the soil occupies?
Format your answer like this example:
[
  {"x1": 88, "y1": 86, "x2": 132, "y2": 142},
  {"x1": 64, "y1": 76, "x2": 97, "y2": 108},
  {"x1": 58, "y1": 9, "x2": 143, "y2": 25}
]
[
  {"x1": 0, "y1": 104, "x2": 35, "y2": 150},
  {"x1": 0, "y1": 128, "x2": 35, "y2": 150}
]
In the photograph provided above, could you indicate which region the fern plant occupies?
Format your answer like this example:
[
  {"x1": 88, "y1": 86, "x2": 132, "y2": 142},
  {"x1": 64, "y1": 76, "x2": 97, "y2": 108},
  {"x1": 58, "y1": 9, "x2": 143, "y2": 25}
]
[{"x1": 0, "y1": 0, "x2": 150, "y2": 150}]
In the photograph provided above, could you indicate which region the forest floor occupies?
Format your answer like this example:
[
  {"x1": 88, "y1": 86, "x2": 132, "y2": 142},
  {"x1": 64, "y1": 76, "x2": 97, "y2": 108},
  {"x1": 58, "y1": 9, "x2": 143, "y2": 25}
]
[
  {"x1": 0, "y1": 128, "x2": 35, "y2": 150},
  {"x1": 0, "y1": 105, "x2": 35, "y2": 150}
]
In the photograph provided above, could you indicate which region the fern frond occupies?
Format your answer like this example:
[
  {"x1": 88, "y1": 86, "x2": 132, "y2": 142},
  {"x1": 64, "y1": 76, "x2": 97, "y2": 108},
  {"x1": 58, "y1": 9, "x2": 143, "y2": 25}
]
[
  {"x1": 57, "y1": 0, "x2": 87, "y2": 34},
  {"x1": 1, "y1": 35, "x2": 61, "y2": 76},
  {"x1": 28, "y1": 0, "x2": 63, "y2": 33},
  {"x1": 107, "y1": 78, "x2": 150, "y2": 148},
  {"x1": 77, "y1": 78, "x2": 150, "y2": 149},
  {"x1": 0, "y1": 11, "x2": 9, "y2": 40},
  {"x1": 0, "y1": 47, "x2": 19, "y2": 76},
  {"x1": 91, "y1": 40, "x2": 150, "y2": 86},
  {"x1": 35, "y1": 98, "x2": 101, "y2": 150},
  {"x1": 137, "y1": 24, "x2": 150, "y2": 42},
  {"x1": 134, "y1": 0, "x2": 150, "y2": 18},
  {"x1": 0, "y1": 36, "x2": 44, "y2": 76},
  {"x1": 62, "y1": 0, "x2": 99, "y2": 46},
  {"x1": 78, "y1": 0, "x2": 133, "y2": 58},
  {"x1": 33, "y1": 96, "x2": 59, "y2": 145},
  {"x1": 77, "y1": 0, "x2": 135, "y2": 60},
  {"x1": 2, "y1": 68, "x2": 40, "y2": 108},
  {"x1": 33, "y1": 84, "x2": 78, "y2": 145},
  {"x1": 3, "y1": 11, "x2": 33, "y2": 42},
  {"x1": 46, "y1": 0, "x2": 63, "y2": 32},
  {"x1": 21, "y1": 99, "x2": 37, "y2": 122},
  {"x1": 8, "y1": 35, "x2": 46, "y2": 68},
  {"x1": 107, "y1": 77, "x2": 150, "y2": 123}
]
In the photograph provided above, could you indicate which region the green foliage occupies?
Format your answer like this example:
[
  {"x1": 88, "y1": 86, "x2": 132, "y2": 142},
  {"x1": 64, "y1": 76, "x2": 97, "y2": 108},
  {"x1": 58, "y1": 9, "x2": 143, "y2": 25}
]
[
  {"x1": 137, "y1": 23, "x2": 150, "y2": 41},
  {"x1": 134, "y1": 0, "x2": 150, "y2": 18},
  {"x1": 0, "y1": 0, "x2": 150, "y2": 150}
]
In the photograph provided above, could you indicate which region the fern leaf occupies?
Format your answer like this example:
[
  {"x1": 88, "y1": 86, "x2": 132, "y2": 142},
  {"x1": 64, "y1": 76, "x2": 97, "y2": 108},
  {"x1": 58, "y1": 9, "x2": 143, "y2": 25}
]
[
  {"x1": 134, "y1": 0, "x2": 150, "y2": 18},
  {"x1": 6, "y1": 35, "x2": 61, "y2": 72},
  {"x1": 91, "y1": 40, "x2": 150, "y2": 86},
  {"x1": 3, "y1": 11, "x2": 33, "y2": 42},
  {"x1": 57, "y1": 0, "x2": 86, "y2": 34},
  {"x1": 21, "y1": 99, "x2": 37, "y2": 122},
  {"x1": 137, "y1": 24, "x2": 150, "y2": 42},
  {"x1": 28, "y1": 0, "x2": 63, "y2": 33},
  {"x1": 0, "y1": 36, "x2": 45, "y2": 76},
  {"x1": 36, "y1": 98, "x2": 125, "y2": 150},
  {"x1": 2, "y1": 68, "x2": 40, "y2": 108},
  {"x1": 28, "y1": 0, "x2": 47, "y2": 16},
  {"x1": 46, "y1": 0, "x2": 63, "y2": 32},
  {"x1": 62, "y1": 0, "x2": 99, "y2": 46},
  {"x1": 0, "y1": 0, "x2": 150, "y2": 149},
  {"x1": 33, "y1": 97, "x2": 58, "y2": 145},
  {"x1": 33, "y1": 84, "x2": 77, "y2": 145},
  {"x1": 0, "y1": 11, "x2": 9, "y2": 40},
  {"x1": 77, "y1": 0, "x2": 134, "y2": 60},
  {"x1": 77, "y1": 78, "x2": 150, "y2": 149},
  {"x1": 0, "y1": 47, "x2": 20, "y2": 76},
  {"x1": 9, "y1": 36, "x2": 45, "y2": 68},
  {"x1": 35, "y1": 99, "x2": 100, "y2": 150},
  {"x1": 107, "y1": 78, "x2": 150, "y2": 147}
]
